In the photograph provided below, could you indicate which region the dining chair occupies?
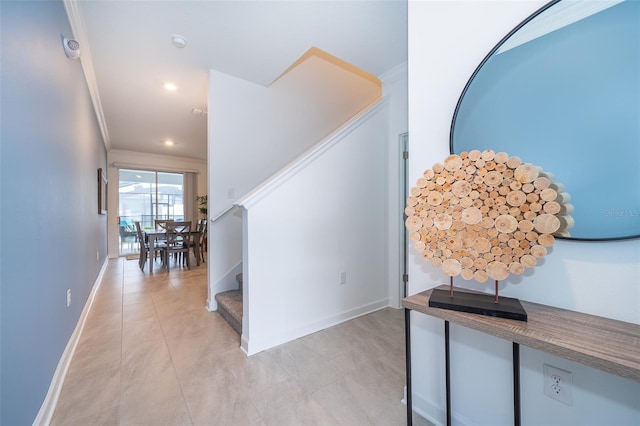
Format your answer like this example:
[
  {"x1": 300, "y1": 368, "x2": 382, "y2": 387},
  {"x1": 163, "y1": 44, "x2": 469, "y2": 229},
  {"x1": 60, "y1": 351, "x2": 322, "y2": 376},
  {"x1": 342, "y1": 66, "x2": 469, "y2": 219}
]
[
  {"x1": 164, "y1": 221, "x2": 192, "y2": 270},
  {"x1": 135, "y1": 221, "x2": 166, "y2": 271},
  {"x1": 186, "y1": 219, "x2": 207, "y2": 264},
  {"x1": 154, "y1": 219, "x2": 171, "y2": 230}
]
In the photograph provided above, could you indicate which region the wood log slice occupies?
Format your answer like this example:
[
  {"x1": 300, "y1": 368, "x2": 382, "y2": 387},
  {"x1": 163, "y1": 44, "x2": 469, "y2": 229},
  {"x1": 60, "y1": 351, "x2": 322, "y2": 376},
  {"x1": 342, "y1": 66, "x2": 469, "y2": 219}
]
[
  {"x1": 446, "y1": 236, "x2": 463, "y2": 250},
  {"x1": 484, "y1": 170, "x2": 503, "y2": 186},
  {"x1": 434, "y1": 213, "x2": 453, "y2": 230},
  {"x1": 460, "y1": 257, "x2": 474, "y2": 268},
  {"x1": 461, "y1": 207, "x2": 482, "y2": 225},
  {"x1": 506, "y1": 156, "x2": 522, "y2": 169},
  {"x1": 416, "y1": 177, "x2": 429, "y2": 188},
  {"x1": 514, "y1": 164, "x2": 538, "y2": 183},
  {"x1": 468, "y1": 150, "x2": 482, "y2": 161},
  {"x1": 495, "y1": 214, "x2": 518, "y2": 233},
  {"x1": 473, "y1": 270, "x2": 489, "y2": 283},
  {"x1": 487, "y1": 261, "x2": 509, "y2": 280},
  {"x1": 520, "y1": 254, "x2": 537, "y2": 268},
  {"x1": 509, "y1": 262, "x2": 525, "y2": 275},
  {"x1": 480, "y1": 217, "x2": 494, "y2": 229},
  {"x1": 534, "y1": 177, "x2": 551, "y2": 191},
  {"x1": 533, "y1": 214, "x2": 561, "y2": 234},
  {"x1": 543, "y1": 201, "x2": 561, "y2": 215},
  {"x1": 540, "y1": 188, "x2": 558, "y2": 202},
  {"x1": 481, "y1": 149, "x2": 496, "y2": 161},
  {"x1": 461, "y1": 269, "x2": 475, "y2": 280},
  {"x1": 427, "y1": 191, "x2": 444, "y2": 206},
  {"x1": 444, "y1": 155, "x2": 463, "y2": 171},
  {"x1": 530, "y1": 245, "x2": 547, "y2": 258},
  {"x1": 442, "y1": 259, "x2": 462, "y2": 276},
  {"x1": 473, "y1": 238, "x2": 491, "y2": 253},
  {"x1": 506, "y1": 190, "x2": 526, "y2": 206},
  {"x1": 452, "y1": 180, "x2": 472, "y2": 198},
  {"x1": 494, "y1": 152, "x2": 509, "y2": 164},
  {"x1": 537, "y1": 233, "x2": 555, "y2": 247},
  {"x1": 406, "y1": 216, "x2": 423, "y2": 231}
]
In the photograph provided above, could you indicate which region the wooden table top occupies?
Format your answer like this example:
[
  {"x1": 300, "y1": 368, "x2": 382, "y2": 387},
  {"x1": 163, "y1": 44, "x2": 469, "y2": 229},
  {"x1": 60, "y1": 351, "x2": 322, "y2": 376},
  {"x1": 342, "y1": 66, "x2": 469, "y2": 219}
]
[{"x1": 403, "y1": 286, "x2": 640, "y2": 382}]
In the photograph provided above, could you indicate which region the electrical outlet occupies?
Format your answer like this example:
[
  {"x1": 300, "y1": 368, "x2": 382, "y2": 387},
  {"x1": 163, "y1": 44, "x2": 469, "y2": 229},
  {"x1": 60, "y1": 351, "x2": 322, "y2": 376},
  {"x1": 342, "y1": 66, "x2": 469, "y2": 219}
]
[
  {"x1": 339, "y1": 271, "x2": 347, "y2": 285},
  {"x1": 66, "y1": 289, "x2": 71, "y2": 308},
  {"x1": 543, "y1": 364, "x2": 573, "y2": 405},
  {"x1": 96, "y1": 250, "x2": 99, "y2": 260}
]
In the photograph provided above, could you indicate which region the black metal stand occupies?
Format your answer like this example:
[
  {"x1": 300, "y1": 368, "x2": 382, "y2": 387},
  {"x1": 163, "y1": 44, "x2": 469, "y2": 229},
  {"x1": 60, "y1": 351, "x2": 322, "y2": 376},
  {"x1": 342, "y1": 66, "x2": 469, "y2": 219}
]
[
  {"x1": 441, "y1": 322, "x2": 521, "y2": 426},
  {"x1": 405, "y1": 308, "x2": 412, "y2": 426},
  {"x1": 513, "y1": 342, "x2": 521, "y2": 426},
  {"x1": 445, "y1": 321, "x2": 451, "y2": 426}
]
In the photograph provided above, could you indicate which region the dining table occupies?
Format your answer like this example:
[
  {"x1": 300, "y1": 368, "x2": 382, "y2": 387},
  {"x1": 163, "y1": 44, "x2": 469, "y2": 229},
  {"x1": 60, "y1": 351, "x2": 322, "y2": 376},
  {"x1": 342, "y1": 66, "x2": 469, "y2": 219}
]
[{"x1": 145, "y1": 228, "x2": 202, "y2": 273}]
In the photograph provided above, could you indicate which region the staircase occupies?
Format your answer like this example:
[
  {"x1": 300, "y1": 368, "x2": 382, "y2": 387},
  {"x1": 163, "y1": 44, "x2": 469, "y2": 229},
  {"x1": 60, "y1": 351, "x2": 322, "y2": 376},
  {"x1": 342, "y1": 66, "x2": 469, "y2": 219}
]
[{"x1": 215, "y1": 273, "x2": 243, "y2": 335}]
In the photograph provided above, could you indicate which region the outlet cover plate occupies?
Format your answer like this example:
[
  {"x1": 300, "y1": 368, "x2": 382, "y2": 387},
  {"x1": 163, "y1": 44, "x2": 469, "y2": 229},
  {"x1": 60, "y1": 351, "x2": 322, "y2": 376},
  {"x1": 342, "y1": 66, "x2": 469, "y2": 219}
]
[{"x1": 543, "y1": 364, "x2": 573, "y2": 406}]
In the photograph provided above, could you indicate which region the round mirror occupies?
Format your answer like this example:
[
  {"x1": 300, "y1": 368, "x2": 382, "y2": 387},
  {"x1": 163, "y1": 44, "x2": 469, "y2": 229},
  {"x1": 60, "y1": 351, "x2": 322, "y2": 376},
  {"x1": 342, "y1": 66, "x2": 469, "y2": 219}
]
[{"x1": 451, "y1": 0, "x2": 639, "y2": 240}]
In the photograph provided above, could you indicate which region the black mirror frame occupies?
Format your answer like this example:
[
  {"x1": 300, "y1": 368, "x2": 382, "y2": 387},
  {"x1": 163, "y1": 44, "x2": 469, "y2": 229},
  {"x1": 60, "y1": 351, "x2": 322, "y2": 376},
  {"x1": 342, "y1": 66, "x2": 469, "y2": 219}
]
[{"x1": 449, "y1": 0, "x2": 639, "y2": 242}]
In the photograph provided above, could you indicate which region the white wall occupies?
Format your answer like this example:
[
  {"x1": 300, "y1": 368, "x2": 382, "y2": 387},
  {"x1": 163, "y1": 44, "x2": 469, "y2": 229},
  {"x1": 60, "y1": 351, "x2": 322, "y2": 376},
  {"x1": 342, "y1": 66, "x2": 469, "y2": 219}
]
[
  {"x1": 106, "y1": 149, "x2": 207, "y2": 258},
  {"x1": 207, "y1": 52, "x2": 381, "y2": 307},
  {"x1": 239, "y1": 100, "x2": 390, "y2": 355},
  {"x1": 408, "y1": 1, "x2": 640, "y2": 425}
]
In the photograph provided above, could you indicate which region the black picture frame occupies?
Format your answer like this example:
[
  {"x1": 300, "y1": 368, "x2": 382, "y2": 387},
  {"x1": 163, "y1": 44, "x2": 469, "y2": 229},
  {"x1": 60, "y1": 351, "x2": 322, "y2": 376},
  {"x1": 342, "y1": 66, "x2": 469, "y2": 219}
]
[{"x1": 98, "y1": 168, "x2": 107, "y2": 215}]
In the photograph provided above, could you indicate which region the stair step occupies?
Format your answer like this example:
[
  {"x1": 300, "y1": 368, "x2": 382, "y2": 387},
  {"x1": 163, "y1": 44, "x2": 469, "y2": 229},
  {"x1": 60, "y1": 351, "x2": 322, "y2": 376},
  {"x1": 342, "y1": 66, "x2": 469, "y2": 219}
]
[{"x1": 215, "y1": 290, "x2": 242, "y2": 335}]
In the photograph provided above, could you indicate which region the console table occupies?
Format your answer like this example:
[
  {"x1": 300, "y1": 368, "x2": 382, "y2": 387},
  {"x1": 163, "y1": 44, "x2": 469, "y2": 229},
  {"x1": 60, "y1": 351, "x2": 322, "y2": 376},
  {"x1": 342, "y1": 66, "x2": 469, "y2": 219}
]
[{"x1": 403, "y1": 285, "x2": 640, "y2": 426}]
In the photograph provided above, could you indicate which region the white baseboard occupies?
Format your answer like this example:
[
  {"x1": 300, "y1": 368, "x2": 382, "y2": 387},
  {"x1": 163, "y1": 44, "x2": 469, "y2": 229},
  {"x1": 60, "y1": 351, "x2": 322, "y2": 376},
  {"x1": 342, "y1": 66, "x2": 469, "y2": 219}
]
[
  {"x1": 244, "y1": 298, "x2": 390, "y2": 356},
  {"x1": 406, "y1": 389, "x2": 445, "y2": 426},
  {"x1": 32, "y1": 258, "x2": 109, "y2": 426}
]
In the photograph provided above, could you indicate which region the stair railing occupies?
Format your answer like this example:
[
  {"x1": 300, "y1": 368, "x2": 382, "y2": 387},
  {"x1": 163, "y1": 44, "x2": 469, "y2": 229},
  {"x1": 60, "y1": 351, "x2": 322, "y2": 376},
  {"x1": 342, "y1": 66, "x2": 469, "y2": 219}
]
[{"x1": 209, "y1": 204, "x2": 238, "y2": 224}]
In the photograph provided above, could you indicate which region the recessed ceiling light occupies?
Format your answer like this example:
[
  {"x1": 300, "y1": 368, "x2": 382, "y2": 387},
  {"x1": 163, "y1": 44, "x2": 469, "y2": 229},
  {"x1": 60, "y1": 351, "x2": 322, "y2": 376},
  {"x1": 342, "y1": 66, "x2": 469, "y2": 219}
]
[
  {"x1": 163, "y1": 82, "x2": 178, "y2": 91},
  {"x1": 163, "y1": 140, "x2": 175, "y2": 146}
]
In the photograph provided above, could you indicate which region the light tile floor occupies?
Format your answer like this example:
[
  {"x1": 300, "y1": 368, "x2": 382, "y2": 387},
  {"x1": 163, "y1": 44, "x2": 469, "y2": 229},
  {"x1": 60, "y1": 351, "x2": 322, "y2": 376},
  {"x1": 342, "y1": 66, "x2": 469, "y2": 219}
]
[{"x1": 51, "y1": 256, "x2": 432, "y2": 426}]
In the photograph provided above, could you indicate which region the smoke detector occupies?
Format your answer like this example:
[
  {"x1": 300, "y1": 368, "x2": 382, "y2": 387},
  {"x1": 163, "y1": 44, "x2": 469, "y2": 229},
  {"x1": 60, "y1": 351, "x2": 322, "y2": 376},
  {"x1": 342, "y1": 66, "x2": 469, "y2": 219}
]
[
  {"x1": 61, "y1": 35, "x2": 80, "y2": 59},
  {"x1": 171, "y1": 34, "x2": 187, "y2": 48}
]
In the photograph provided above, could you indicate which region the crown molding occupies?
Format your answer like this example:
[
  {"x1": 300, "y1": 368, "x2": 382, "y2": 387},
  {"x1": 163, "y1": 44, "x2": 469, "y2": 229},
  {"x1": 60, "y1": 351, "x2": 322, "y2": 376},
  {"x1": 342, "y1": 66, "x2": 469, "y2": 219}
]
[{"x1": 63, "y1": 0, "x2": 111, "y2": 150}]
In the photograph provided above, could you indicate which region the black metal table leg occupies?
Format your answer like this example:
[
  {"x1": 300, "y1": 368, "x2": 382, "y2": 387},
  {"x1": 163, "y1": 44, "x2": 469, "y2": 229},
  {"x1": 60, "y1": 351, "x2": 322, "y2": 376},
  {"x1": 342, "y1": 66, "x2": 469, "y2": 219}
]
[
  {"x1": 513, "y1": 342, "x2": 521, "y2": 426},
  {"x1": 405, "y1": 308, "x2": 412, "y2": 426},
  {"x1": 445, "y1": 320, "x2": 451, "y2": 426}
]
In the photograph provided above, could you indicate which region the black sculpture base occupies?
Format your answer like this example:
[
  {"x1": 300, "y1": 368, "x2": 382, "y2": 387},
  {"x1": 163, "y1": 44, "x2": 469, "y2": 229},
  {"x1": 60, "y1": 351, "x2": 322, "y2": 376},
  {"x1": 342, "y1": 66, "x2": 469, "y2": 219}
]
[{"x1": 429, "y1": 288, "x2": 528, "y2": 321}]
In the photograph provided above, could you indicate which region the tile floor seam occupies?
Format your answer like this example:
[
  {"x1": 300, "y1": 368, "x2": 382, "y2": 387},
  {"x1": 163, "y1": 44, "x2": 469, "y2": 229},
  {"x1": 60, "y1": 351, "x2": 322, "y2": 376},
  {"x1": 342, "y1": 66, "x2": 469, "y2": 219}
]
[
  {"x1": 152, "y1": 272, "x2": 196, "y2": 426},
  {"x1": 52, "y1": 257, "x2": 431, "y2": 426}
]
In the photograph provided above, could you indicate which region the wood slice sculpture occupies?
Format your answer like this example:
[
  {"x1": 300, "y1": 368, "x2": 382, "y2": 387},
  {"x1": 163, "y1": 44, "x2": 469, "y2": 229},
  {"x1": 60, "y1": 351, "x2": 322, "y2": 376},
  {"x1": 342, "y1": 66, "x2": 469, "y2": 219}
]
[{"x1": 406, "y1": 150, "x2": 573, "y2": 282}]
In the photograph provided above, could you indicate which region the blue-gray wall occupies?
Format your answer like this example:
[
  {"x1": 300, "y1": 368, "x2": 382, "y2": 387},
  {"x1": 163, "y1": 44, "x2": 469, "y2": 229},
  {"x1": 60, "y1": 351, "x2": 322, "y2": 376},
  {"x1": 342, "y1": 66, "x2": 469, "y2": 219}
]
[
  {"x1": 452, "y1": 1, "x2": 640, "y2": 239},
  {"x1": 0, "y1": 1, "x2": 108, "y2": 424}
]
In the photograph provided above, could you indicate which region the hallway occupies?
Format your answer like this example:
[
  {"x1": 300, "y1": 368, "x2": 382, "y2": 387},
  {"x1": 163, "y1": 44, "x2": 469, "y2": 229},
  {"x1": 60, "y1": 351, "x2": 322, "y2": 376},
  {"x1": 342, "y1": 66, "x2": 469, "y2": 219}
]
[{"x1": 50, "y1": 257, "x2": 426, "y2": 425}]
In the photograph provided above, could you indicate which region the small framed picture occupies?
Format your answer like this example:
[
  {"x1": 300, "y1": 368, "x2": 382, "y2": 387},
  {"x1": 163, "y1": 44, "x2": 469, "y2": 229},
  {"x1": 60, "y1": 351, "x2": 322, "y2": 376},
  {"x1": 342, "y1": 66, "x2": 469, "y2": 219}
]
[{"x1": 98, "y1": 168, "x2": 107, "y2": 215}]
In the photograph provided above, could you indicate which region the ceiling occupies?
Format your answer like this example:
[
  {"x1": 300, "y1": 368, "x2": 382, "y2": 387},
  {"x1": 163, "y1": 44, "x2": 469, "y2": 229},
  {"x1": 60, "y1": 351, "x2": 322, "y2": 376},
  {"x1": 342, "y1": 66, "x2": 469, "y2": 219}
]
[{"x1": 72, "y1": 0, "x2": 408, "y2": 161}]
